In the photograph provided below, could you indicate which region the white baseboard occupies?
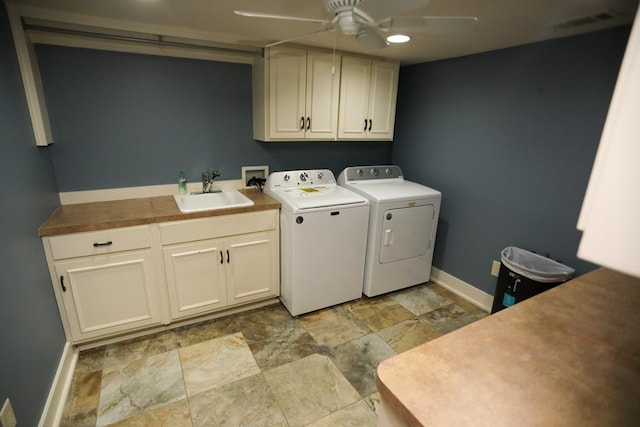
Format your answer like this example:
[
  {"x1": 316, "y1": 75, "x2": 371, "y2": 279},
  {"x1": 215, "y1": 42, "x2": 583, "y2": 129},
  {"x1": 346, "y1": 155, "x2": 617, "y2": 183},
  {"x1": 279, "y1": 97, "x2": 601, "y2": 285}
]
[
  {"x1": 39, "y1": 342, "x2": 77, "y2": 427},
  {"x1": 430, "y1": 267, "x2": 494, "y2": 312}
]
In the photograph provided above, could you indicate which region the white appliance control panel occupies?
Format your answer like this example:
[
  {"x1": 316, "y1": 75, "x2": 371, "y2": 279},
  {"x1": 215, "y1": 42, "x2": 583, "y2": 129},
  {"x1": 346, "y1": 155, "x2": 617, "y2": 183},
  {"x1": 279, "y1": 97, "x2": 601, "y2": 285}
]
[
  {"x1": 266, "y1": 169, "x2": 336, "y2": 189},
  {"x1": 343, "y1": 165, "x2": 403, "y2": 182}
]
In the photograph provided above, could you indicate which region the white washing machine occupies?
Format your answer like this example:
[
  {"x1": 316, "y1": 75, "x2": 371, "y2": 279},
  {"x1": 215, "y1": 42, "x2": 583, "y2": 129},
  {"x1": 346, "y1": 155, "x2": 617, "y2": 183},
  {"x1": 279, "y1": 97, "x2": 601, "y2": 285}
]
[
  {"x1": 338, "y1": 165, "x2": 441, "y2": 297},
  {"x1": 264, "y1": 169, "x2": 369, "y2": 315}
]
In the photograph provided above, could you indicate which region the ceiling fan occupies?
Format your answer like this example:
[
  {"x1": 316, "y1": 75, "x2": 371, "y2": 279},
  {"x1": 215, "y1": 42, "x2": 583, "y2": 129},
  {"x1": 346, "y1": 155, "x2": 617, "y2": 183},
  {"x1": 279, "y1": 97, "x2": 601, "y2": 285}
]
[{"x1": 234, "y1": 0, "x2": 478, "y2": 51}]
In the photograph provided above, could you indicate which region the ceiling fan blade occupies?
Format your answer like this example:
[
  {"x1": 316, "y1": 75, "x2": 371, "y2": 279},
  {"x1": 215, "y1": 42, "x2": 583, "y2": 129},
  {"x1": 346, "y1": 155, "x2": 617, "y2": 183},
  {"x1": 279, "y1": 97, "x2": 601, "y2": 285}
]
[
  {"x1": 355, "y1": 28, "x2": 387, "y2": 51},
  {"x1": 265, "y1": 28, "x2": 336, "y2": 48},
  {"x1": 383, "y1": 16, "x2": 478, "y2": 34},
  {"x1": 355, "y1": 0, "x2": 430, "y2": 23},
  {"x1": 234, "y1": 10, "x2": 330, "y2": 25}
]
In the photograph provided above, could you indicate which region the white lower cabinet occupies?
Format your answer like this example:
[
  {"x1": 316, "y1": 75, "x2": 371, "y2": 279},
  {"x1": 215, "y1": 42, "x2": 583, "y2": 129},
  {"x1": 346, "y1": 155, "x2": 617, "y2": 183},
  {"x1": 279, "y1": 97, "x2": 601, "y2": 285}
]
[
  {"x1": 160, "y1": 211, "x2": 279, "y2": 322},
  {"x1": 54, "y1": 249, "x2": 162, "y2": 342},
  {"x1": 163, "y1": 230, "x2": 278, "y2": 321},
  {"x1": 163, "y1": 239, "x2": 228, "y2": 319},
  {"x1": 45, "y1": 225, "x2": 163, "y2": 343},
  {"x1": 43, "y1": 210, "x2": 280, "y2": 344},
  {"x1": 225, "y1": 231, "x2": 278, "y2": 305}
]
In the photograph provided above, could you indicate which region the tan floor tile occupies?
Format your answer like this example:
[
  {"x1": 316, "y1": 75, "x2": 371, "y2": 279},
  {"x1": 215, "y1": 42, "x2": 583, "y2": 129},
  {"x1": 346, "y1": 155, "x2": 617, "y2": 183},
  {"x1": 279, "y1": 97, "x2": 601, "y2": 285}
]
[
  {"x1": 179, "y1": 332, "x2": 260, "y2": 397},
  {"x1": 238, "y1": 304, "x2": 319, "y2": 370},
  {"x1": 190, "y1": 374, "x2": 287, "y2": 427},
  {"x1": 298, "y1": 306, "x2": 371, "y2": 347},
  {"x1": 103, "y1": 330, "x2": 178, "y2": 369},
  {"x1": 246, "y1": 328, "x2": 318, "y2": 371},
  {"x1": 263, "y1": 354, "x2": 360, "y2": 427},
  {"x1": 329, "y1": 334, "x2": 396, "y2": 397},
  {"x1": 107, "y1": 399, "x2": 192, "y2": 427},
  {"x1": 391, "y1": 284, "x2": 453, "y2": 315},
  {"x1": 306, "y1": 400, "x2": 377, "y2": 427},
  {"x1": 236, "y1": 303, "x2": 298, "y2": 342},
  {"x1": 74, "y1": 346, "x2": 105, "y2": 376},
  {"x1": 476, "y1": 310, "x2": 490, "y2": 320},
  {"x1": 419, "y1": 303, "x2": 482, "y2": 334},
  {"x1": 440, "y1": 288, "x2": 489, "y2": 314},
  {"x1": 97, "y1": 350, "x2": 186, "y2": 426},
  {"x1": 346, "y1": 296, "x2": 414, "y2": 331},
  {"x1": 174, "y1": 315, "x2": 240, "y2": 348},
  {"x1": 60, "y1": 370, "x2": 101, "y2": 427},
  {"x1": 62, "y1": 293, "x2": 488, "y2": 425},
  {"x1": 376, "y1": 318, "x2": 442, "y2": 353},
  {"x1": 365, "y1": 392, "x2": 382, "y2": 415}
]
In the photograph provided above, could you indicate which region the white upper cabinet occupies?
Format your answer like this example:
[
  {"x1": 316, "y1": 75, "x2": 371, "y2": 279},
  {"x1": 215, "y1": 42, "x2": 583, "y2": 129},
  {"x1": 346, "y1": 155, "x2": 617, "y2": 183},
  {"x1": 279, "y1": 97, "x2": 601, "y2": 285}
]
[
  {"x1": 267, "y1": 47, "x2": 307, "y2": 139},
  {"x1": 338, "y1": 56, "x2": 399, "y2": 141},
  {"x1": 253, "y1": 46, "x2": 399, "y2": 142},
  {"x1": 577, "y1": 8, "x2": 640, "y2": 278},
  {"x1": 305, "y1": 50, "x2": 342, "y2": 139},
  {"x1": 254, "y1": 46, "x2": 341, "y2": 141}
]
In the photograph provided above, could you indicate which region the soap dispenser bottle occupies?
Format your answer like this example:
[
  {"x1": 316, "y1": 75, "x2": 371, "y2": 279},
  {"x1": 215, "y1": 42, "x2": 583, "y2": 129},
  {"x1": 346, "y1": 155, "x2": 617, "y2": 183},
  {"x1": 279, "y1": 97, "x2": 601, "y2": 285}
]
[{"x1": 178, "y1": 171, "x2": 187, "y2": 194}]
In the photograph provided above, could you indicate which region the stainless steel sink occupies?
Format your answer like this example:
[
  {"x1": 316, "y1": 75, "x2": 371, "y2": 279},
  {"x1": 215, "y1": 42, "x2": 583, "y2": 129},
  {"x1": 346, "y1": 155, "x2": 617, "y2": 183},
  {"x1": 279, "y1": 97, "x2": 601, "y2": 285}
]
[{"x1": 173, "y1": 190, "x2": 254, "y2": 213}]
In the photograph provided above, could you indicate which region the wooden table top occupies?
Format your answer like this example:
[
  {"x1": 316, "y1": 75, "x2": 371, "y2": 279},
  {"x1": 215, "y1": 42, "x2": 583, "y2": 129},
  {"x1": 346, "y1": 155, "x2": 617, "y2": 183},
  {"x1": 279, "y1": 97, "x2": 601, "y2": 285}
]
[
  {"x1": 39, "y1": 188, "x2": 280, "y2": 236},
  {"x1": 377, "y1": 268, "x2": 640, "y2": 426}
]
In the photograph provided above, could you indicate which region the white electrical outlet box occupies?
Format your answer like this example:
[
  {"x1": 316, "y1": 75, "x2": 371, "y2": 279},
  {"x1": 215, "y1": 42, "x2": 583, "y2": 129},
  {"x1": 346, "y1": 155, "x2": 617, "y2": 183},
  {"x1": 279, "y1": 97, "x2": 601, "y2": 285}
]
[
  {"x1": 242, "y1": 165, "x2": 269, "y2": 188},
  {"x1": 0, "y1": 399, "x2": 17, "y2": 427},
  {"x1": 491, "y1": 260, "x2": 501, "y2": 277}
]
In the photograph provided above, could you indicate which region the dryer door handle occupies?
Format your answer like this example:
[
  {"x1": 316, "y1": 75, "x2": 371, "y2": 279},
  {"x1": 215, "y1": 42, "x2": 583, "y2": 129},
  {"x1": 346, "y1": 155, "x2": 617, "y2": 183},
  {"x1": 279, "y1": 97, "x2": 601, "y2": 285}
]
[{"x1": 383, "y1": 229, "x2": 394, "y2": 246}]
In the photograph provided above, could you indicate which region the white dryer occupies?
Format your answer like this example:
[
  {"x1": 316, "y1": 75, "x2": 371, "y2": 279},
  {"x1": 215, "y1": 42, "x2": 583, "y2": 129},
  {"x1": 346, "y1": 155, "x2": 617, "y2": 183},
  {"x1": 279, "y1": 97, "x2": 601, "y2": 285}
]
[
  {"x1": 338, "y1": 165, "x2": 441, "y2": 297},
  {"x1": 265, "y1": 169, "x2": 369, "y2": 315}
]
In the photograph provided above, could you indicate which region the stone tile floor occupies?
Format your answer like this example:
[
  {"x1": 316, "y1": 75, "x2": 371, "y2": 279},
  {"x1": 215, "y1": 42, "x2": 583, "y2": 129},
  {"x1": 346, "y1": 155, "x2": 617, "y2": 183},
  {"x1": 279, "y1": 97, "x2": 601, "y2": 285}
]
[{"x1": 61, "y1": 282, "x2": 488, "y2": 426}]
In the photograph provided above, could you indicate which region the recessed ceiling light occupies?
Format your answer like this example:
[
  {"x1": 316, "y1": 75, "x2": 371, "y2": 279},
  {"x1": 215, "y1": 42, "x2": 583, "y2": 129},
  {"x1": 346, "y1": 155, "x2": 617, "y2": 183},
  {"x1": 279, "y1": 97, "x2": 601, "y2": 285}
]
[{"x1": 386, "y1": 34, "x2": 411, "y2": 44}]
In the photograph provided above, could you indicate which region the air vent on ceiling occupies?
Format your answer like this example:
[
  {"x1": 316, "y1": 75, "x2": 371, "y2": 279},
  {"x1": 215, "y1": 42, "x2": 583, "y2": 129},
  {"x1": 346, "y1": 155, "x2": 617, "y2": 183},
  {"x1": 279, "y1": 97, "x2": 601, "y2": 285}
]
[{"x1": 554, "y1": 11, "x2": 615, "y2": 30}]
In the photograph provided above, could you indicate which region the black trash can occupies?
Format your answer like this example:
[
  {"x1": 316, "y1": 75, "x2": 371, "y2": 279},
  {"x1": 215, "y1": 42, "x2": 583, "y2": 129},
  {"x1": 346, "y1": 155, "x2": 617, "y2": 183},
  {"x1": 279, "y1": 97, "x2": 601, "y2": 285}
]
[{"x1": 491, "y1": 246, "x2": 575, "y2": 314}]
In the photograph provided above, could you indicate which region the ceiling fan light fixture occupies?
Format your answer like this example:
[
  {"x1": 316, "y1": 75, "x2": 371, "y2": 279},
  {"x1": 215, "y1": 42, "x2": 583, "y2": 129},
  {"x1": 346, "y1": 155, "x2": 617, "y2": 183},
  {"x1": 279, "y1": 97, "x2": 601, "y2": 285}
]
[
  {"x1": 386, "y1": 34, "x2": 411, "y2": 43},
  {"x1": 336, "y1": 11, "x2": 361, "y2": 35}
]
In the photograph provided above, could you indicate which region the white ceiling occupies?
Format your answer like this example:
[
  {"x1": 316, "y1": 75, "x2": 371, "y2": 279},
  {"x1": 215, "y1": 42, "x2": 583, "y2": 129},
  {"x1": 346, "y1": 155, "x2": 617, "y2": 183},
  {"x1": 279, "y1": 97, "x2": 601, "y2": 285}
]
[{"x1": 7, "y1": 0, "x2": 640, "y2": 65}]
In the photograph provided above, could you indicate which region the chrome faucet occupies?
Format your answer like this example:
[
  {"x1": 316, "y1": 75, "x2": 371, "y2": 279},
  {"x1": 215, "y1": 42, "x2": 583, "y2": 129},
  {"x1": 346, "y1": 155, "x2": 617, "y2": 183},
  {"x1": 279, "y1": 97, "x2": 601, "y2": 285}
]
[{"x1": 202, "y1": 170, "x2": 221, "y2": 193}]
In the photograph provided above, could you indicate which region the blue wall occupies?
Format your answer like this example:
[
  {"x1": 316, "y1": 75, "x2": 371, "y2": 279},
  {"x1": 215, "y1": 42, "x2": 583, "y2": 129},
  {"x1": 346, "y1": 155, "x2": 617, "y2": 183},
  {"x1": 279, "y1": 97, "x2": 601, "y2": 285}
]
[
  {"x1": 0, "y1": 4, "x2": 66, "y2": 426},
  {"x1": 392, "y1": 27, "x2": 629, "y2": 294},
  {"x1": 35, "y1": 45, "x2": 392, "y2": 191},
  {"x1": 0, "y1": 12, "x2": 630, "y2": 422}
]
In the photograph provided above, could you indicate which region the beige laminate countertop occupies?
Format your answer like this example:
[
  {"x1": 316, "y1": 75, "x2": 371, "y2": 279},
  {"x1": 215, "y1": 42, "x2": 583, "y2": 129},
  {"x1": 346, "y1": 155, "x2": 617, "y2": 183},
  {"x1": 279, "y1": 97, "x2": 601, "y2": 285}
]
[
  {"x1": 38, "y1": 189, "x2": 280, "y2": 236},
  {"x1": 377, "y1": 267, "x2": 640, "y2": 426}
]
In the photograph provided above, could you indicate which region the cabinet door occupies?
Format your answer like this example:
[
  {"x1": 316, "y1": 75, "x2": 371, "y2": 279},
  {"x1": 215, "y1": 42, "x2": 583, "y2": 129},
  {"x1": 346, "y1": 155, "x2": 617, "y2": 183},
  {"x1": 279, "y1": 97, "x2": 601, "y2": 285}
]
[
  {"x1": 338, "y1": 55, "x2": 371, "y2": 139},
  {"x1": 163, "y1": 239, "x2": 227, "y2": 320},
  {"x1": 225, "y1": 231, "x2": 279, "y2": 306},
  {"x1": 368, "y1": 60, "x2": 399, "y2": 139},
  {"x1": 269, "y1": 46, "x2": 307, "y2": 139},
  {"x1": 305, "y1": 51, "x2": 341, "y2": 139},
  {"x1": 55, "y1": 250, "x2": 162, "y2": 342}
]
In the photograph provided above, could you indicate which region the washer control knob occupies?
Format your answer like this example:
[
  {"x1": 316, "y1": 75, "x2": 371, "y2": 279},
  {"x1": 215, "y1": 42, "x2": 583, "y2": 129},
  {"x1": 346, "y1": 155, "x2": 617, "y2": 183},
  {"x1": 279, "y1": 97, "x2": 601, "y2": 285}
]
[
  {"x1": 300, "y1": 172, "x2": 308, "y2": 182},
  {"x1": 317, "y1": 172, "x2": 324, "y2": 180},
  {"x1": 385, "y1": 168, "x2": 392, "y2": 176},
  {"x1": 357, "y1": 169, "x2": 364, "y2": 177},
  {"x1": 283, "y1": 174, "x2": 290, "y2": 182},
  {"x1": 370, "y1": 168, "x2": 379, "y2": 177}
]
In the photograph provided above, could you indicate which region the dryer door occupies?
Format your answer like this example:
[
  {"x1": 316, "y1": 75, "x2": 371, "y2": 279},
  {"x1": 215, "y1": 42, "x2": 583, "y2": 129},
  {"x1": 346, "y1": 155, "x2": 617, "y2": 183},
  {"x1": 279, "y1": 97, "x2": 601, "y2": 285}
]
[{"x1": 379, "y1": 205, "x2": 434, "y2": 264}]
